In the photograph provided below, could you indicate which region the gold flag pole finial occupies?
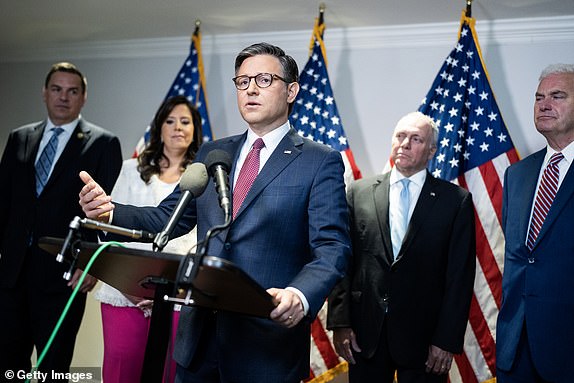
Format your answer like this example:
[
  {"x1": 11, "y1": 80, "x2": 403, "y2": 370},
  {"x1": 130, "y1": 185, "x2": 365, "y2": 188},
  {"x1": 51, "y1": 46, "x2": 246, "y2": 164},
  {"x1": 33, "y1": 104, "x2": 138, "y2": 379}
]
[
  {"x1": 319, "y1": 3, "x2": 326, "y2": 25},
  {"x1": 194, "y1": 19, "x2": 201, "y2": 36},
  {"x1": 465, "y1": 0, "x2": 473, "y2": 18}
]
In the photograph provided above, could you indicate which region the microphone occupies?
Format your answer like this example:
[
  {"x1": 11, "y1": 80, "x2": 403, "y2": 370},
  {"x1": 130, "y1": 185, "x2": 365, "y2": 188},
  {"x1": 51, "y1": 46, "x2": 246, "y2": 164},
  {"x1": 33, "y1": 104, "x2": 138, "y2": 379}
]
[
  {"x1": 204, "y1": 149, "x2": 233, "y2": 222},
  {"x1": 153, "y1": 162, "x2": 209, "y2": 251},
  {"x1": 80, "y1": 218, "x2": 156, "y2": 242}
]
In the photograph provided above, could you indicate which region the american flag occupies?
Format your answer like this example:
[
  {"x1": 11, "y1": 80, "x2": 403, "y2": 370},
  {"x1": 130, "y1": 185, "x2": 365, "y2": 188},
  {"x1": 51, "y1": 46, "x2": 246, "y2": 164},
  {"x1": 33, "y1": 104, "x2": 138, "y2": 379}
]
[
  {"x1": 133, "y1": 27, "x2": 213, "y2": 156},
  {"x1": 418, "y1": 12, "x2": 519, "y2": 383},
  {"x1": 289, "y1": 16, "x2": 361, "y2": 383}
]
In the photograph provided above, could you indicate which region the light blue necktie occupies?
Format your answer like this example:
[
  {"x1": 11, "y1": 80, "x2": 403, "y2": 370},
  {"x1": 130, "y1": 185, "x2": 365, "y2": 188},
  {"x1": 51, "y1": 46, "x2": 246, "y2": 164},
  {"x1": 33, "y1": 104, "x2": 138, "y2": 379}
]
[
  {"x1": 392, "y1": 178, "x2": 411, "y2": 259},
  {"x1": 35, "y1": 127, "x2": 64, "y2": 196}
]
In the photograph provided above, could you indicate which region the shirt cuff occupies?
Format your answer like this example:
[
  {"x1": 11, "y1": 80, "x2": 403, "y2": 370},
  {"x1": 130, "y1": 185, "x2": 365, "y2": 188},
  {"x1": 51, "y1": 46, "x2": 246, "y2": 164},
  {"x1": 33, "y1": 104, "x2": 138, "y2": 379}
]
[{"x1": 285, "y1": 287, "x2": 309, "y2": 315}]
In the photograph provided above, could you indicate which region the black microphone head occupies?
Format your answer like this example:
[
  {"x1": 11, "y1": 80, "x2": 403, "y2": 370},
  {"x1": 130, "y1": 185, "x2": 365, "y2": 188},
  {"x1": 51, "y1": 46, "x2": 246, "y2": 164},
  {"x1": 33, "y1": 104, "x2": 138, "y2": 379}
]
[
  {"x1": 205, "y1": 149, "x2": 232, "y2": 177},
  {"x1": 180, "y1": 162, "x2": 209, "y2": 198}
]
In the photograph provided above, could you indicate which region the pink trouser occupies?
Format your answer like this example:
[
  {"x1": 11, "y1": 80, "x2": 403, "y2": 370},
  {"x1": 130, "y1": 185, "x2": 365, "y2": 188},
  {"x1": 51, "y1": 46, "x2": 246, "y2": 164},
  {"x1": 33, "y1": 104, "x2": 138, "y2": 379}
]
[{"x1": 101, "y1": 303, "x2": 180, "y2": 383}]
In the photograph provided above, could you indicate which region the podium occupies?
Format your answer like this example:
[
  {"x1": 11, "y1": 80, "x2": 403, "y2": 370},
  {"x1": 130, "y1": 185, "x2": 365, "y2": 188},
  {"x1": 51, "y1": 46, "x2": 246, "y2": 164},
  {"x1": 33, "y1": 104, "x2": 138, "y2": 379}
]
[{"x1": 39, "y1": 237, "x2": 276, "y2": 382}]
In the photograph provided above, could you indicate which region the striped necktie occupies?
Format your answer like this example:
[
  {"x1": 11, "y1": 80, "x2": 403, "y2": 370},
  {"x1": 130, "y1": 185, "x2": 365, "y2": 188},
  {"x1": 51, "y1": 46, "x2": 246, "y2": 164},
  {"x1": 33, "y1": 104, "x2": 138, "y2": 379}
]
[
  {"x1": 232, "y1": 138, "x2": 265, "y2": 219},
  {"x1": 526, "y1": 152, "x2": 564, "y2": 251},
  {"x1": 35, "y1": 127, "x2": 64, "y2": 196}
]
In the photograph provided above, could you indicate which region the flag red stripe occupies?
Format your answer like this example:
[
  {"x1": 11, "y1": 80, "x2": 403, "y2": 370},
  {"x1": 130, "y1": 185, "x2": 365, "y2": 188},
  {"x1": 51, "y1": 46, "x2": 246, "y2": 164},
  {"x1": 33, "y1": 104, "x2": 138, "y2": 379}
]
[
  {"x1": 507, "y1": 147, "x2": 520, "y2": 163},
  {"x1": 310, "y1": 318, "x2": 341, "y2": 369},
  {"x1": 457, "y1": 161, "x2": 504, "y2": 381},
  {"x1": 454, "y1": 351, "x2": 480, "y2": 383},
  {"x1": 342, "y1": 149, "x2": 362, "y2": 180},
  {"x1": 474, "y1": 211, "x2": 503, "y2": 307},
  {"x1": 478, "y1": 160, "x2": 504, "y2": 226},
  {"x1": 468, "y1": 294, "x2": 497, "y2": 376}
]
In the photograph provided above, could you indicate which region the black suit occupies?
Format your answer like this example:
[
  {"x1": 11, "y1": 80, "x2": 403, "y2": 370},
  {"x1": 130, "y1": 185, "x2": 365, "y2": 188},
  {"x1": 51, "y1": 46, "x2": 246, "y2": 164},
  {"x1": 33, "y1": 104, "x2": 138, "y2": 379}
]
[
  {"x1": 328, "y1": 171, "x2": 475, "y2": 382},
  {"x1": 0, "y1": 119, "x2": 121, "y2": 378}
]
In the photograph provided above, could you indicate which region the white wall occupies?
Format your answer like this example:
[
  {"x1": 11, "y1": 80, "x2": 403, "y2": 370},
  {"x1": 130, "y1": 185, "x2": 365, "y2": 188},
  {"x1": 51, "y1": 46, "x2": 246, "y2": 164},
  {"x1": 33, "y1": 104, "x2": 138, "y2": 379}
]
[
  {"x1": 2, "y1": 16, "x2": 574, "y2": 176},
  {"x1": 1, "y1": 15, "x2": 574, "y2": 370}
]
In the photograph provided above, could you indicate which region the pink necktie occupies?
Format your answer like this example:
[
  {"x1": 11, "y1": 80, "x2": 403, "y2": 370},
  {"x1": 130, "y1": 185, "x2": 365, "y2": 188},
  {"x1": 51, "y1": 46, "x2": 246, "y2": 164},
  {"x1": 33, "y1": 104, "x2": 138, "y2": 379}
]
[
  {"x1": 232, "y1": 138, "x2": 265, "y2": 219},
  {"x1": 526, "y1": 152, "x2": 564, "y2": 251}
]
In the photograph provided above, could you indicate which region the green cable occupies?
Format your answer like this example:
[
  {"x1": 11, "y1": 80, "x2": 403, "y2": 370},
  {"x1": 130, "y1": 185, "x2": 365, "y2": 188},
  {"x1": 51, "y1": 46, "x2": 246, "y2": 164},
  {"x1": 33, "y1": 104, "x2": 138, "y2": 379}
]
[{"x1": 26, "y1": 241, "x2": 126, "y2": 383}]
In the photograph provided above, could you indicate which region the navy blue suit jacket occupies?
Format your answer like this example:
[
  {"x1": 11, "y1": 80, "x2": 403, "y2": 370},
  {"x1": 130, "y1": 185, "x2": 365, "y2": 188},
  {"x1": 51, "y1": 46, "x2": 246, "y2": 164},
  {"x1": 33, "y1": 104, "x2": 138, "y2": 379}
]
[
  {"x1": 497, "y1": 148, "x2": 574, "y2": 380},
  {"x1": 112, "y1": 128, "x2": 351, "y2": 382}
]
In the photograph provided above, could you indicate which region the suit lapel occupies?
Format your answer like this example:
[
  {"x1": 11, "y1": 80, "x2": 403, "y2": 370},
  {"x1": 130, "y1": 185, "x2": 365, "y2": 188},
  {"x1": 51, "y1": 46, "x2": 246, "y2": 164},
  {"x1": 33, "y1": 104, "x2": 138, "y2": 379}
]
[
  {"x1": 533, "y1": 154, "x2": 574, "y2": 249},
  {"x1": 517, "y1": 150, "x2": 546, "y2": 248},
  {"x1": 232, "y1": 129, "x2": 302, "y2": 219},
  {"x1": 373, "y1": 173, "x2": 393, "y2": 266},
  {"x1": 23, "y1": 122, "x2": 47, "y2": 194},
  {"x1": 227, "y1": 133, "x2": 248, "y2": 181},
  {"x1": 201, "y1": 134, "x2": 245, "y2": 242},
  {"x1": 44, "y1": 120, "x2": 89, "y2": 192},
  {"x1": 25, "y1": 122, "x2": 46, "y2": 164},
  {"x1": 399, "y1": 172, "x2": 439, "y2": 259}
]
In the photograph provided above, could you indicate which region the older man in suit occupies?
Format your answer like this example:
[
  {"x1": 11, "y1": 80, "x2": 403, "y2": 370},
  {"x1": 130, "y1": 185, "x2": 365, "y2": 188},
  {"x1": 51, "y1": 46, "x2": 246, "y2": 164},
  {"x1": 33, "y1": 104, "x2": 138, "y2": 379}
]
[
  {"x1": 496, "y1": 63, "x2": 574, "y2": 382},
  {"x1": 327, "y1": 111, "x2": 476, "y2": 383},
  {"x1": 78, "y1": 42, "x2": 351, "y2": 383},
  {"x1": 0, "y1": 62, "x2": 122, "y2": 379}
]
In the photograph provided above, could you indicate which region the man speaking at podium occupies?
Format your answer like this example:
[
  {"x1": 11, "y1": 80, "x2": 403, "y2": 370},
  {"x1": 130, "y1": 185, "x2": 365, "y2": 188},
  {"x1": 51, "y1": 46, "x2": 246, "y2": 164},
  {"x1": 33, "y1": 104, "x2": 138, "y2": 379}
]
[{"x1": 79, "y1": 42, "x2": 351, "y2": 383}]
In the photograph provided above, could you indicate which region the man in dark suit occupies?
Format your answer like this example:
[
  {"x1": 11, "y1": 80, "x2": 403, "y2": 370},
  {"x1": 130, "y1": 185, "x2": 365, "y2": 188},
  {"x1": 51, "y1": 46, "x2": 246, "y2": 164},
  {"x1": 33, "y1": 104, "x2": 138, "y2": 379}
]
[
  {"x1": 0, "y1": 62, "x2": 122, "y2": 379},
  {"x1": 327, "y1": 111, "x2": 476, "y2": 383},
  {"x1": 79, "y1": 42, "x2": 351, "y2": 383},
  {"x1": 496, "y1": 64, "x2": 574, "y2": 382}
]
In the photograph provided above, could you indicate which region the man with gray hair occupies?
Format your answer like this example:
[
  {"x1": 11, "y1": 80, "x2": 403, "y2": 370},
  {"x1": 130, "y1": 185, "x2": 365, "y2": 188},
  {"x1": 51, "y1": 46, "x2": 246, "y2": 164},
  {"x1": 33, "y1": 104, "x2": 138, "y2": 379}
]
[
  {"x1": 328, "y1": 111, "x2": 476, "y2": 383},
  {"x1": 497, "y1": 63, "x2": 574, "y2": 382}
]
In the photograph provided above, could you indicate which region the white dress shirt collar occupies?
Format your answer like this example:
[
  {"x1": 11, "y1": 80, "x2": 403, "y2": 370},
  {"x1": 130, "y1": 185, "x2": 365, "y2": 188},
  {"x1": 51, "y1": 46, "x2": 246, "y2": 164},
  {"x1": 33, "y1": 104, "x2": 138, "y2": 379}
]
[
  {"x1": 46, "y1": 116, "x2": 81, "y2": 136},
  {"x1": 233, "y1": 121, "x2": 291, "y2": 187},
  {"x1": 389, "y1": 167, "x2": 427, "y2": 188},
  {"x1": 244, "y1": 121, "x2": 291, "y2": 155}
]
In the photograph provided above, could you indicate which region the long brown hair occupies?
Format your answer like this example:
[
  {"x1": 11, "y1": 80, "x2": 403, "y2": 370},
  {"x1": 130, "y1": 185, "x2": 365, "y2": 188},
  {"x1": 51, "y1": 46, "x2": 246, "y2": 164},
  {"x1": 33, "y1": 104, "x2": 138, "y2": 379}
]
[{"x1": 137, "y1": 96, "x2": 203, "y2": 183}]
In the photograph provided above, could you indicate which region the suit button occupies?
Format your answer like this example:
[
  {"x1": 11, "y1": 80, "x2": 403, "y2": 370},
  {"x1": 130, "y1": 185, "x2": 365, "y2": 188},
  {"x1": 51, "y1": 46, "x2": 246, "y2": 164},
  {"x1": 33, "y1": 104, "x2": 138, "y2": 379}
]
[
  {"x1": 528, "y1": 258, "x2": 535, "y2": 264},
  {"x1": 382, "y1": 295, "x2": 390, "y2": 313},
  {"x1": 224, "y1": 242, "x2": 231, "y2": 251}
]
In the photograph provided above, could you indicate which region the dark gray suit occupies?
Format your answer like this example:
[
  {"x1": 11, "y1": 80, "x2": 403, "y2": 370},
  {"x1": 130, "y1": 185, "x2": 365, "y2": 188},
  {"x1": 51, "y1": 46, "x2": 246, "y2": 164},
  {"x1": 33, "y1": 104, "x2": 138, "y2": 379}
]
[
  {"x1": 0, "y1": 119, "x2": 122, "y2": 377},
  {"x1": 328, "y1": 171, "x2": 475, "y2": 380}
]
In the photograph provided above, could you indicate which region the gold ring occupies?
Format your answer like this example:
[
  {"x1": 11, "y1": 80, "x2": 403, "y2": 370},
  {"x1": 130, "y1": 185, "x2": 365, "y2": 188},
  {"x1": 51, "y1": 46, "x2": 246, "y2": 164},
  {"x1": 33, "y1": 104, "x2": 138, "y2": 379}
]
[{"x1": 288, "y1": 315, "x2": 293, "y2": 321}]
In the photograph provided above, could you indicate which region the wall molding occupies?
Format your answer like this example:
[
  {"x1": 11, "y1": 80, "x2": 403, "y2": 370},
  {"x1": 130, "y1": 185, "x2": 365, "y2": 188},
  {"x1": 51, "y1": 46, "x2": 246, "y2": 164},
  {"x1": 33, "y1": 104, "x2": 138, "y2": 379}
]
[{"x1": 3, "y1": 15, "x2": 574, "y2": 62}]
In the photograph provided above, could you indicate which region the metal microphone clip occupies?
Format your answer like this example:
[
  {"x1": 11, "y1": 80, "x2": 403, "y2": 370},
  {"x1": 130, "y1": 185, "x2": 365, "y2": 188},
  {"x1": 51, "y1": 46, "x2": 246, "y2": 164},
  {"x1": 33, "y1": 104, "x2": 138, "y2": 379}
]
[{"x1": 57, "y1": 216, "x2": 82, "y2": 263}]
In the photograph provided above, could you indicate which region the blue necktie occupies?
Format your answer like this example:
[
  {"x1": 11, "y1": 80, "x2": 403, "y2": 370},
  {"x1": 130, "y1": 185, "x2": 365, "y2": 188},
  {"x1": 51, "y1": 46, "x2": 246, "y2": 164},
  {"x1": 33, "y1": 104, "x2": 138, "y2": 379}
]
[
  {"x1": 35, "y1": 127, "x2": 64, "y2": 196},
  {"x1": 392, "y1": 178, "x2": 411, "y2": 259}
]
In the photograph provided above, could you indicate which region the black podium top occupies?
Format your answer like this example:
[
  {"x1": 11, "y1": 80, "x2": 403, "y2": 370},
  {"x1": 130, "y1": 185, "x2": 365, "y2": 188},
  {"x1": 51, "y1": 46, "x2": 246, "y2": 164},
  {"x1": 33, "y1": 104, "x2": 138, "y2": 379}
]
[{"x1": 39, "y1": 236, "x2": 276, "y2": 318}]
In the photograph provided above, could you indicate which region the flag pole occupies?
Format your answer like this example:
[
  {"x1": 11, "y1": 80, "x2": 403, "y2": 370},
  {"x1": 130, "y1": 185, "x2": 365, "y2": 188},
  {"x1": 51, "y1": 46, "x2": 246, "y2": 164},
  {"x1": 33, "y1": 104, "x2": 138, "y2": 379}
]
[
  {"x1": 193, "y1": 19, "x2": 201, "y2": 38},
  {"x1": 309, "y1": 4, "x2": 327, "y2": 59},
  {"x1": 465, "y1": 0, "x2": 472, "y2": 18},
  {"x1": 318, "y1": 3, "x2": 325, "y2": 26},
  {"x1": 192, "y1": 19, "x2": 202, "y2": 111}
]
